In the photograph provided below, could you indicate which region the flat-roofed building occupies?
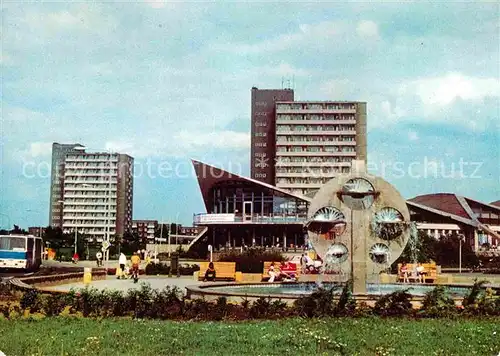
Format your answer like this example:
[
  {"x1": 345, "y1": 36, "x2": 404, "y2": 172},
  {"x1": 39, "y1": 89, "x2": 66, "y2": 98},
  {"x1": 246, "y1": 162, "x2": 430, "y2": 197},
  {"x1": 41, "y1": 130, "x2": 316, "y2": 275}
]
[{"x1": 274, "y1": 101, "x2": 367, "y2": 196}]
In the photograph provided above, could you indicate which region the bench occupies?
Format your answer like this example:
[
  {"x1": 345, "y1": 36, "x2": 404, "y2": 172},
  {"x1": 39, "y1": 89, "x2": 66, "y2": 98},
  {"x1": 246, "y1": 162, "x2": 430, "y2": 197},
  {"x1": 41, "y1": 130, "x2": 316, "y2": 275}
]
[
  {"x1": 397, "y1": 263, "x2": 437, "y2": 283},
  {"x1": 262, "y1": 261, "x2": 300, "y2": 281},
  {"x1": 198, "y1": 262, "x2": 236, "y2": 281}
]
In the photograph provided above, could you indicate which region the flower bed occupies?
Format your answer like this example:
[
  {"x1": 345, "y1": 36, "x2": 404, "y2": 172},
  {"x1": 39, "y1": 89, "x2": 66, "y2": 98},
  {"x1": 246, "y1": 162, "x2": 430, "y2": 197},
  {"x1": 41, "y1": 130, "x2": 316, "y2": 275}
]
[{"x1": 2, "y1": 280, "x2": 498, "y2": 321}]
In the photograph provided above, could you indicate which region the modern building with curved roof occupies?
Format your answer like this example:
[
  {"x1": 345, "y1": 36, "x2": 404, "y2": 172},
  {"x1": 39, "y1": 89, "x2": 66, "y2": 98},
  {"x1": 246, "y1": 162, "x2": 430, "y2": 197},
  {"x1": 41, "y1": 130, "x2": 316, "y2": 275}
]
[{"x1": 188, "y1": 161, "x2": 500, "y2": 254}]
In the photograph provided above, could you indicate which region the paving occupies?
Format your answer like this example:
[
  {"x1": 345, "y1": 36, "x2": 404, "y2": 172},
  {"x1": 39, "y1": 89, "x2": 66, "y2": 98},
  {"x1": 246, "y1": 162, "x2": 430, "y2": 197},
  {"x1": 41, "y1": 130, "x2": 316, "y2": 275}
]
[{"x1": 44, "y1": 275, "x2": 204, "y2": 294}]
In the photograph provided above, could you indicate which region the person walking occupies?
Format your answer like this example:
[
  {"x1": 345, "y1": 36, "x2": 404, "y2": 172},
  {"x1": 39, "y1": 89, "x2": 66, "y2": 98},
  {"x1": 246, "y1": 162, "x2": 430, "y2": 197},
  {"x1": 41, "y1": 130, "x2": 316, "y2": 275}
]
[
  {"x1": 300, "y1": 253, "x2": 308, "y2": 274},
  {"x1": 130, "y1": 251, "x2": 141, "y2": 283},
  {"x1": 118, "y1": 253, "x2": 127, "y2": 279}
]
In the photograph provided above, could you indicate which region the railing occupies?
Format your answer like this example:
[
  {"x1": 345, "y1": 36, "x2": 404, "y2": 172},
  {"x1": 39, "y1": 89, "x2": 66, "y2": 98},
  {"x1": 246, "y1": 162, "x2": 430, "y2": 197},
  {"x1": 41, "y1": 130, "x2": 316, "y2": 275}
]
[{"x1": 193, "y1": 213, "x2": 307, "y2": 225}]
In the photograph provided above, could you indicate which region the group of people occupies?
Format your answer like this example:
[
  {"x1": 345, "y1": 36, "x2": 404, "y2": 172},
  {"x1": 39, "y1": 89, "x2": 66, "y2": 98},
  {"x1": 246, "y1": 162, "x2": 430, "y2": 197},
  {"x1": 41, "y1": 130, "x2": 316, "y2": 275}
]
[
  {"x1": 117, "y1": 251, "x2": 142, "y2": 282},
  {"x1": 268, "y1": 261, "x2": 297, "y2": 282},
  {"x1": 399, "y1": 262, "x2": 427, "y2": 283}
]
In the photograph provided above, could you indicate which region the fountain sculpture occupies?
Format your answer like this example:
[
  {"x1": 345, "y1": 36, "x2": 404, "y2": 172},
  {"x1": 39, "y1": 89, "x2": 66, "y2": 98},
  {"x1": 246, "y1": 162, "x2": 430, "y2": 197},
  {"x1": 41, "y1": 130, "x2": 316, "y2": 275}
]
[{"x1": 306, "y1": 161, "x2": 411, "y2": 295}]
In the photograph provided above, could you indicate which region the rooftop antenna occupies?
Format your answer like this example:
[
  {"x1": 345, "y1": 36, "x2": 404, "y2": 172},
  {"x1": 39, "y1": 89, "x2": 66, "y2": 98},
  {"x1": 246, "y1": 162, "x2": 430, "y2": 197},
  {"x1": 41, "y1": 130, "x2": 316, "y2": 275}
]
[{"x1": 282, "y1": 76, "x2": 292, "y2": 90}]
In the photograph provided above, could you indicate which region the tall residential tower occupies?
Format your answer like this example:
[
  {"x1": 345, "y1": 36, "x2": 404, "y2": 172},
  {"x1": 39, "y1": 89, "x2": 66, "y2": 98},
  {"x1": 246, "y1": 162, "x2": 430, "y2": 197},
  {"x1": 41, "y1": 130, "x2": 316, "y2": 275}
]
[
  {"x1": 274, "y1": 101, "x2": 367, "y2": 196},
  {"x1": 250, "y1": 87, "x2": 294, "y2": 185},
  {"x1": 49, "y1": 143, "x2": 85, "y2": 228},
  {"x1": 57, "y1": 148, "x2": 134, "y2": 242}
]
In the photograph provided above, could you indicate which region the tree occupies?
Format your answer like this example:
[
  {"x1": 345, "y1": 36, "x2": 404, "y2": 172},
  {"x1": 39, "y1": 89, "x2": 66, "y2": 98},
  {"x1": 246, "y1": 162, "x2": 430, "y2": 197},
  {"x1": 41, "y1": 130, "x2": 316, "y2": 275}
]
[
  {"x1": 43, "y1": 226, "x2": 68, "y2": 250},
  {"x1": 122, "y1": 230, "x2": 142, "y2": 254},
  {"x1": 11, "y1": 225, "x2": 27, "y2": 235},
  {"x1": 434, "y1": 232, "x2": 479, "y2": 268},
  {"x1": 154, "y1": 224, "x2": 169, "y2": 240}
]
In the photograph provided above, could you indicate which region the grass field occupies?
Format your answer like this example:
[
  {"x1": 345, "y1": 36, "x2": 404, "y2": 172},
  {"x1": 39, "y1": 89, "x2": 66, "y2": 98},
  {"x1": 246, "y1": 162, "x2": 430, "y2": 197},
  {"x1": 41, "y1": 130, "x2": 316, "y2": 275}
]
[{"x1": 0, "y1": 317, "x2": 499, "y2": 356}]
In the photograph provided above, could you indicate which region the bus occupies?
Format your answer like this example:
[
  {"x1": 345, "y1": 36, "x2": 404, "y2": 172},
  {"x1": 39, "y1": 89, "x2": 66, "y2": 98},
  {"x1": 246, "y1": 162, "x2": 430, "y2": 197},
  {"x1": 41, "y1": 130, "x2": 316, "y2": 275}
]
[{"x1": 0, "y1": 234, "x2": 43, "y2": 271}]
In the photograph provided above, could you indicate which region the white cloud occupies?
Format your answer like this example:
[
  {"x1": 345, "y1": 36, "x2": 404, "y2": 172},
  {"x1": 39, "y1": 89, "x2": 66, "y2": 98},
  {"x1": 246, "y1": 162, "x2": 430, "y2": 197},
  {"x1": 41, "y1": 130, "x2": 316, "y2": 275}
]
[
  {"x1": 0, "y1": 53, "x2": 13, "y2": 65},
  {"x1": 216, "y1": 21, "x2": 348, "y2": 54},
  {"x1": 144, "y1": 0, "x2": 166, "y2": 9},
  {"x1": 101, "y1": 131, "x2": 249, "y2": 159},
  {"x1": 29, "y1": 142, "x2": 53, "y2": 158},
  {"x1": 408, "y1": 130, "x2": 419, "y2": 141},
  {"x1": 259, "y1": 63, "x2": 310, "y2": 78},
  {"x1": 356, "y1": 20, "x2": 379, "y2": 38},
  {"x1": 408, "y1": 72, "x2": 500, "y2": 106},
  {"x1": 320, "y1": 79, "x2": 357, "y2": 99},
  {"x1": 174, "y1": 131, "x2": 250, "y2": 151}
]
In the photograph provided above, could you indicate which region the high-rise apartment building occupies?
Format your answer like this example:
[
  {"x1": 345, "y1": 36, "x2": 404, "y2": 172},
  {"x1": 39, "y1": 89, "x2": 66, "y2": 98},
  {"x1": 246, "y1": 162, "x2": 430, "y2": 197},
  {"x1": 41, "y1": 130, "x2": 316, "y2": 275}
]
[
  {"x1": 49, "y1": 143, "x2": 85, "y2": 228},
  {"x1": 61, "y1": 151, "x2": 134, "y2": 242},
  {"x1": 251, "y1": 87, "x2": 294, "y2": 185},
  {"x1": 132, "y1": 220, "x2": 157, "y2": 242},
  {"x1": 274, "y1": 101, "x2": 367, "y2": 196}
]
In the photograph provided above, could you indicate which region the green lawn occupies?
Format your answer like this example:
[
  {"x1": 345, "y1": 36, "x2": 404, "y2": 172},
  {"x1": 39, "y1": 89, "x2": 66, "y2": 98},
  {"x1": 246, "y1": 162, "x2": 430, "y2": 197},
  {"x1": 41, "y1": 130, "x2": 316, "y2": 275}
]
[{"x1": 0, "y1": 317, "x2": 499, "y2": 356}]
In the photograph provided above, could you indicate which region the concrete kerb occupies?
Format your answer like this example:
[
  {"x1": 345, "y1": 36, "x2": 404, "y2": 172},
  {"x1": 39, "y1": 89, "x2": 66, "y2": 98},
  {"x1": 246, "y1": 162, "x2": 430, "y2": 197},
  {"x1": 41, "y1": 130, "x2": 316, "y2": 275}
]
[{"x1": 9, "y1": 270, "x2": 108, "y2": 295}]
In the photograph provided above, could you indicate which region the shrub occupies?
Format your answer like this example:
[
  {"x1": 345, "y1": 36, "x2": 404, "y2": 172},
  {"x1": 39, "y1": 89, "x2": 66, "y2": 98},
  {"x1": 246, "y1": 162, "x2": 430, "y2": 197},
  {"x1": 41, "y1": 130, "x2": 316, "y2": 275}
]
[
  {"x1": 478, "y1": 255, "x2": 500, "y2": 273},
  {"x1": 218, "y1": 248, "x2": 285, "y2": 273},
  {"x1": 294, "y1": 287, "x2": 336, "y2": 318},
  {"x1": 334, "y1": 281, "x2": 356, "y2": 316},
  {"x1": 462, "y1": 280, "x2": 491, "y2": 316},
  {"x1": 145, "y1": 263, "x2": 170, "y2": 275},
  {"x1": 0, "y1": 282, "x2": 13, "y2": 299},
  {"x1": 145, "y1": 263, "x2": 200, "y2": 276},
  {"x1": 150, "y1": 286, "x2": 184, "y2": 319},
  {"x1": 462, "y1": 280, "x2": 488, "y2": 308},
  {"x1": 420, "y1": 286, "x2": 457, "y2": 318},
  {"x1": 185, "y1": 298, "x2": 211, "y2": 320},
  {"x1": 20, "y1": 289, "x2": 41, "y2": 313},
  {"x1": 249, "y1": 298, "x2": 289, "y2": 319},
  {"x1": 373, "y1": 290, "x2": 413, "y2": 317},
  {"x1": 41, "y1": 294, "x2": 70, "y2": 317}
]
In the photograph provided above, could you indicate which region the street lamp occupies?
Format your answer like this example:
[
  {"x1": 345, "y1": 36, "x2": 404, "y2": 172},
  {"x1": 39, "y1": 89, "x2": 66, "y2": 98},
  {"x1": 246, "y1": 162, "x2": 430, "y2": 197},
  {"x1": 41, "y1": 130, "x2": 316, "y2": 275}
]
[
  {"x1": 172, "y1": 212, "x2": 181, "y2": 252},
  {"x1": 458, "y1": 233, "x2": 465, "y2": 273}
]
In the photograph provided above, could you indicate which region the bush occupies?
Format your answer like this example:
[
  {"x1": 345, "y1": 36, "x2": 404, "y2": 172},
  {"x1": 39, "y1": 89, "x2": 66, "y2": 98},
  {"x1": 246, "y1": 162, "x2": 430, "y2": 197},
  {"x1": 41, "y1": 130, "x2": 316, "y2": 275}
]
[
  {"x1": 373, "y1": 290, "x2": 413, "y2": 317},
  {"x1": 0, "y1": 282, "x2": 13, "y2": 299},
  {"x1": 218, "y1": 248, "x2": 285, "y2": 273},
  {"x1": 20, "y1": 289, "x2": 41, "y2": 312},
  {"x1": 474, "y1": 288, "x2": 500, "y2": 316},
  {"x1": 420, "y1": 286, "x2": 457, "y2": 318},
  {"x1": 478, "y1": 255, "x2": 500, "y2": 274},
  {"x1": 145, "y1": 263, "x2": 199, "y2": 276},
  {"x1": 335, "y1": 281, "x2": 356, "y2": 316},
  {"x1": 249, "y1": 297, "x2": 288, "y2": 319},
  {"x1": 294, "y1": 287, "x2": 336, "y2": 318}
]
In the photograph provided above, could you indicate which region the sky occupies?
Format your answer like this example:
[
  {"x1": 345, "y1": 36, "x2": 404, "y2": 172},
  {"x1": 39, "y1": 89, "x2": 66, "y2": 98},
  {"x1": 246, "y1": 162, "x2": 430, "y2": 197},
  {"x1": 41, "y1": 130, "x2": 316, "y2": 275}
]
[{"x1": 1, "y1": 1, "x2": 499, "y2": 229}]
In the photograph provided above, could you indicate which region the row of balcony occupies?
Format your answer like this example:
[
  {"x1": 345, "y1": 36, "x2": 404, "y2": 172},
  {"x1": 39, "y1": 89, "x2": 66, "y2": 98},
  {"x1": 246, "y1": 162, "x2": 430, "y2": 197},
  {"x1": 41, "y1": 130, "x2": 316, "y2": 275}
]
[
  {"x1": 63, "y1": 222, "x2": 116, "y2": 227},
  {"x1": 63, "y1": 192, "x2": 116, "y2": 196},
  {"x1": 62, "y1": 201, "x2": 117, "y2": 206},
  {"x1": 276, "y1": 130, "x2": 356, "y2": 136},
  {"x1": 276, "y1": 119, "x2": 357, "y2": 125},
  {"x1": 277, "y1": 147, "x2": 356, "y2": 153},
  {"x1": 65, "y1": 169, "x2": 117, "y2": 174},
  {"x1": 276, "y1": 107, "x2": 357, "y2": 113},
  {"x1": 64, "y1": 179, "x2": 117, "y2": 184},
  {"x1": 63, "y1": 208, "x2": 114, "y2": 212},
  {"x1": 275, "y1": 171, "x2": 349, "y2": 178},
  {"x1": 65, "y1": 156, "x2": 119, "y2": 162},
  {"x1": 276, "y1": 141, "x2": 356, "y2": 146},
  {"x1": 276, "y1": 103, "x2": 357, "y2": 110},
  {"x1": 276, "y1": 151, "x2": 356, "y2": 157}
]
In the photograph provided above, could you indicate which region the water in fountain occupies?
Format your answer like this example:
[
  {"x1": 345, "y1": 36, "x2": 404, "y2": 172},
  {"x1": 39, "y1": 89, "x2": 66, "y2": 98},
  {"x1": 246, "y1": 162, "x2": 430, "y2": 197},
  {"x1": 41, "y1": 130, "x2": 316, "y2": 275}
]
[{"x1": 407, "y1": 222, "x2": 420, "y2": 264}]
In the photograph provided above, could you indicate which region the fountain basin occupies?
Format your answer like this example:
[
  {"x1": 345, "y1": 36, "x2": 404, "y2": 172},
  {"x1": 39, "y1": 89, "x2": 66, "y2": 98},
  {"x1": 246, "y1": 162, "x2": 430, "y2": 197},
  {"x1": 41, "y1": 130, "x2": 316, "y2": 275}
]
[{"x1": 186, "y1": 282, "x2": 500, "y2": 306}]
